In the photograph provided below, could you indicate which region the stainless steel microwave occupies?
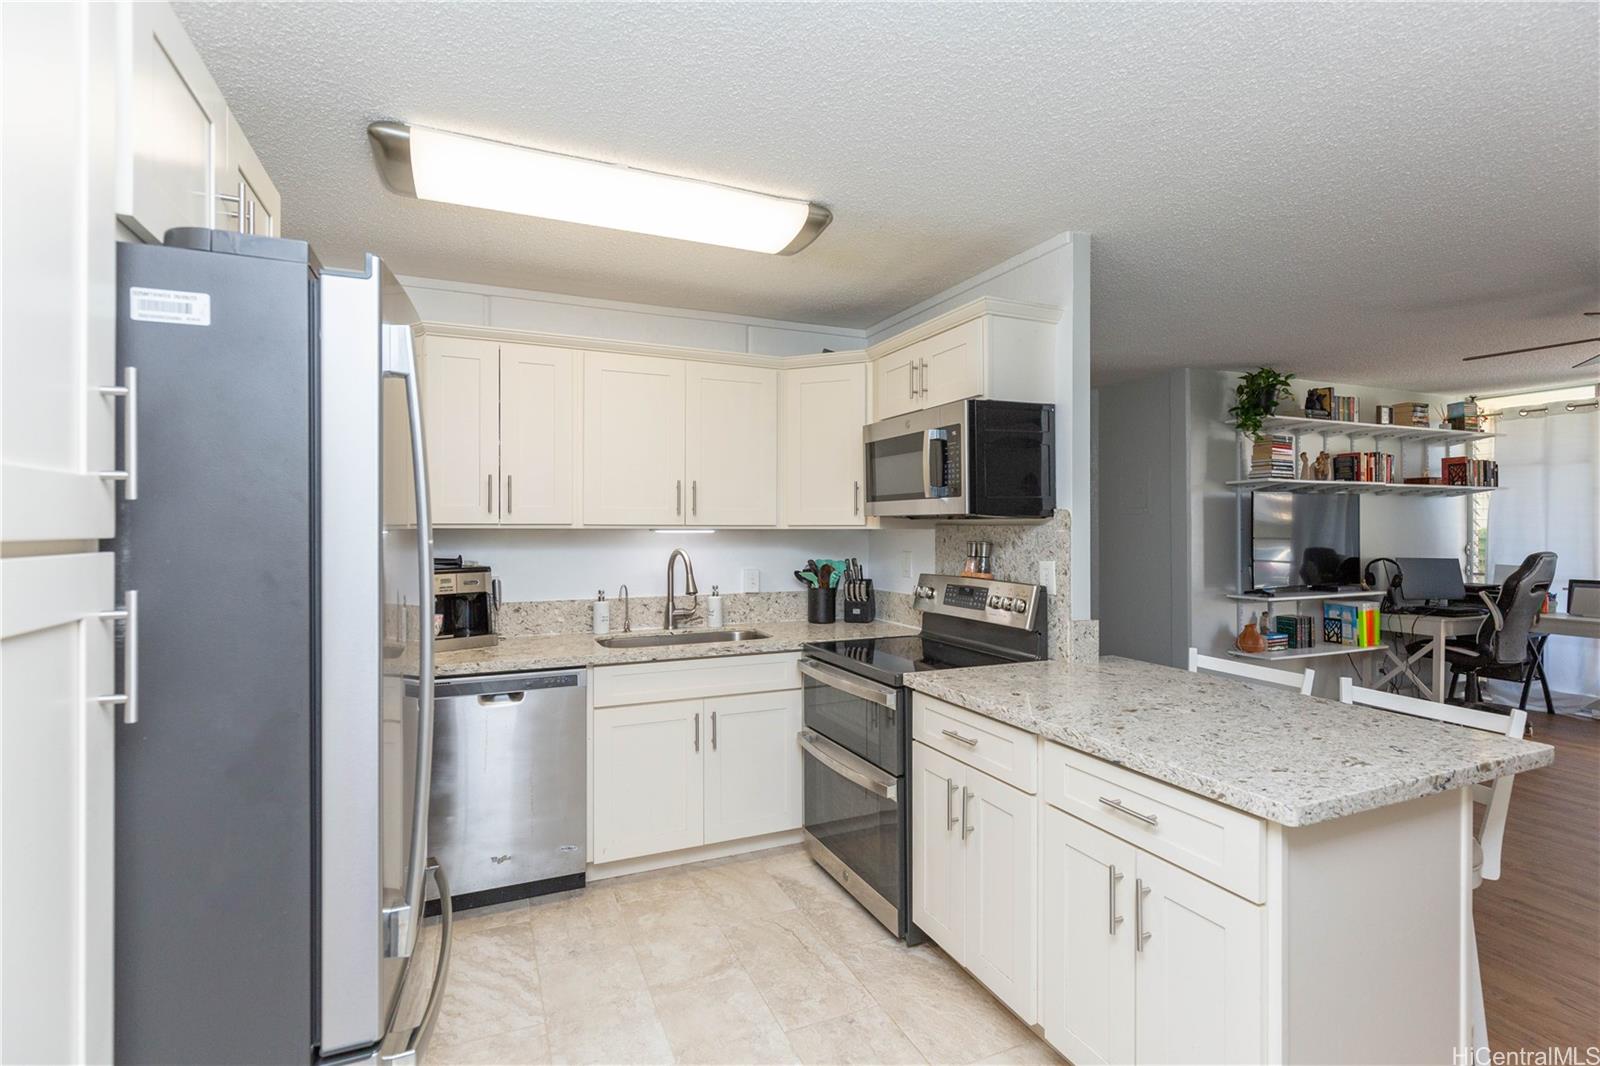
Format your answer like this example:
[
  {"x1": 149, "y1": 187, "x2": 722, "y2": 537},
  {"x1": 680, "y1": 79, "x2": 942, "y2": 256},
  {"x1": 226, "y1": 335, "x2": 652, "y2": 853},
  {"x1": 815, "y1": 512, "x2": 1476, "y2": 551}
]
[{"x1": 863, "y1": 399, "x2": 1055, "y2": 518}]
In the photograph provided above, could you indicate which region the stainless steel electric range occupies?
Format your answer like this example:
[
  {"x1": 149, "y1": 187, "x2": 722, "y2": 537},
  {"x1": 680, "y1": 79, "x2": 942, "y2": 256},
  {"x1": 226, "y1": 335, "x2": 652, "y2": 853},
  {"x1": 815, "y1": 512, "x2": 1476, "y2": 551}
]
[{"x1": 798, "y1": 573, "x2": 1048, "y2": 941}]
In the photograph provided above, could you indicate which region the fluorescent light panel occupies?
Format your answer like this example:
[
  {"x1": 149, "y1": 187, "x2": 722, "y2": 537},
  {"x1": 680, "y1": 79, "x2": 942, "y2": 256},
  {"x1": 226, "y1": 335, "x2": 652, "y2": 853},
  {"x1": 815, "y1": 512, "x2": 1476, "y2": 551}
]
[{"x1": 368, "y1": 122, "x2": 830, "y2": 255}]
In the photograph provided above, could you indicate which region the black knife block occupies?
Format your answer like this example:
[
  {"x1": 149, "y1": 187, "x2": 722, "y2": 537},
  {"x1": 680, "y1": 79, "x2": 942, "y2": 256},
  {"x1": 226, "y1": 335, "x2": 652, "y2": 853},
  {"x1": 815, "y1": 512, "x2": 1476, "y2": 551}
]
[{"x1": 843, "y1": 579, "x2": 875, "y2": 623}]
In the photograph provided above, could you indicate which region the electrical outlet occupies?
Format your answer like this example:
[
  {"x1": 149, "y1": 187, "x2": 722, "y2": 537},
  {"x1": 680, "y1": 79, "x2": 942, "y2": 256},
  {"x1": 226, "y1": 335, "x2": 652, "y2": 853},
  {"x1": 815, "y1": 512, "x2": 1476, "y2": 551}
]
[
  {"x1": 1038, "y1": 559, "x2": 1057, "y2": 596},
  {"x1": 900, "y1": 551, "x2": 913, "y2": 579},
  {"x1": 740, "y1": 568, "x2": 760, "y2": 593}
]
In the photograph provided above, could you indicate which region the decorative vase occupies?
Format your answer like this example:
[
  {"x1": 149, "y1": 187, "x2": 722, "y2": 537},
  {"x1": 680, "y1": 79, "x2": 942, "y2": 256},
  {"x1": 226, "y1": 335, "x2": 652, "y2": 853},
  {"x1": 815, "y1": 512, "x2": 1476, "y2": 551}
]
[{"x1": 1236, "y1": 618, "x2": 1268, "y2": 654}]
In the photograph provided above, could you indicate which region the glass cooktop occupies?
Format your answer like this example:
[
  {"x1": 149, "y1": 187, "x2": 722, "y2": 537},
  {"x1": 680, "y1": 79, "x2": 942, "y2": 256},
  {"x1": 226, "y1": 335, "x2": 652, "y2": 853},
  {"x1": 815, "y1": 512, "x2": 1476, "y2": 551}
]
[{"x1": 802, "y1": 635, "x2": 1017, "y2": 687}]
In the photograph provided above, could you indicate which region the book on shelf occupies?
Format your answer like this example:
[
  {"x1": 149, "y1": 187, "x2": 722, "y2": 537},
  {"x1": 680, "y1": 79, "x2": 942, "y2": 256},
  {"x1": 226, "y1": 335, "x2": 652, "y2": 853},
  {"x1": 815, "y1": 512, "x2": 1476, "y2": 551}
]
[
  {"x1": 1248, "y1": 433, "x2": 1296, "y2": 478},
  {"x1": 1273, "y1": 613, "x2": 1317, "y2": 649},
  {"x1": 1322, "y1": 602, "x2": 1381, "y2": 646},
  {"x1": 1440, "y1": 456, "x2": 1498, "y2": 486},
  {"x1": 1330, "y1": 450, "x2": 1395, "y2": 483},
  {"x1": 1392, "y1": 401, "x2": 1433, "y2": 427},
  {"x1": 1447, "y1": 400, "x2": 1482, "y2": 432}
]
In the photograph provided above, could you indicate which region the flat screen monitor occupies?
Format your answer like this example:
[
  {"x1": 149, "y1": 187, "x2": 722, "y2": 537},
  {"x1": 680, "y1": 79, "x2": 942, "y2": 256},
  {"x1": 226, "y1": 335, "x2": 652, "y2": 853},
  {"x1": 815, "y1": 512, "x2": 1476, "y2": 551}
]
[
  {"x1": 1397, "y1": 557, "x2": 1467, "y2": 605},
  {"x1": 1245, "y1": 492, "x2": 1361, "y2": 591}
]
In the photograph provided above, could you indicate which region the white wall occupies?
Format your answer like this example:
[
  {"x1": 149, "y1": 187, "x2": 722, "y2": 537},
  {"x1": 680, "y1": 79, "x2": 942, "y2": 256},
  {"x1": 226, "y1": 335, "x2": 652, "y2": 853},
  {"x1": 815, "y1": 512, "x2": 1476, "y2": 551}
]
[
  {"x1": 863, "y1": 525, "x2": 939, "y2": 595},
  {"x1": 399, "y1": 275, "x2": 866, "y2": 356},
  {"x1": 436, "y1": 527, "x2": 869, "y2": 603},
  {"x1": 863, "y1": 232, "x2": 1092, "y2": 615}
]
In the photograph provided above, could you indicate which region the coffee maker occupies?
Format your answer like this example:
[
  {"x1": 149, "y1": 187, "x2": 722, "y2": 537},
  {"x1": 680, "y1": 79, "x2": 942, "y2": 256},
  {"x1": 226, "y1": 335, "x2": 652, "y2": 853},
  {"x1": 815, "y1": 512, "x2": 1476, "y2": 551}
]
[{"x1": 433, "y1": 557, "x2": 498, "y2": 651}]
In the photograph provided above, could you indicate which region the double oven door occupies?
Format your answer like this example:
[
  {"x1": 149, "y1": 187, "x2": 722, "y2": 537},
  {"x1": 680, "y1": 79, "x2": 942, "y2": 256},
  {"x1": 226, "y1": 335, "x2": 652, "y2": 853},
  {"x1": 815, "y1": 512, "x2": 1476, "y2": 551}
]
[{"x1": 796, "y1": 658, "x2": 916, "y2": 941}]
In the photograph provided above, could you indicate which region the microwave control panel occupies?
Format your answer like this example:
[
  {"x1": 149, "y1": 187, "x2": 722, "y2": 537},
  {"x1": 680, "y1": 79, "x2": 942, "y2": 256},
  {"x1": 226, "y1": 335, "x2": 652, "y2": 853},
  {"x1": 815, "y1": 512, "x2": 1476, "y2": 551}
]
[{"x1": 932, "y1": 426, "x2": 962, "y2": 494}]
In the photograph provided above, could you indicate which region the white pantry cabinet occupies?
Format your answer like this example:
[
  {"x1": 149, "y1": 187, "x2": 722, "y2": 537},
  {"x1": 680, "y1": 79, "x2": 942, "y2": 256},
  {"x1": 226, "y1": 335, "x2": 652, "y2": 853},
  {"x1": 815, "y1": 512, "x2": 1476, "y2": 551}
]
[
  {"x1": 0, "y1": 553, "x2": 117, "y2": 1064},
  {"x1": 685, "y1": 362, "x2": 777, "y2": 526},
  {"x1": 591, "y1": 656, "x2": 802, "y2": 864},
  {"x1": 583, "y1": 352, "x2": 686, "y2": 526},
  {"x1": 780, "y1": 363, "x2": 867, "y2": 526},
  {"x1": 2, "y1": 0, "x2": 119, "y2": 542},
  {"x1": 910, "y1": 739, "x2": 1038, "y2": 1024},
  {"x1": 419, "y1": 339, "x2": 577, "y2": 526},
  {"x1": 1040, "y1": 808, "x2": 1264, "y2": 1066}
]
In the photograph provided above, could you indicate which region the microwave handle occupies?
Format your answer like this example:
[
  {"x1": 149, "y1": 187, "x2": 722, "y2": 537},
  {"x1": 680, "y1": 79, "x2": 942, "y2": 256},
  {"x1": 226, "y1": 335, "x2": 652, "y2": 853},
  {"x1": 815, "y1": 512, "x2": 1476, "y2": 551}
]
[{"x1": 925, "y1": 428, "x2": 950, "y2": 494}]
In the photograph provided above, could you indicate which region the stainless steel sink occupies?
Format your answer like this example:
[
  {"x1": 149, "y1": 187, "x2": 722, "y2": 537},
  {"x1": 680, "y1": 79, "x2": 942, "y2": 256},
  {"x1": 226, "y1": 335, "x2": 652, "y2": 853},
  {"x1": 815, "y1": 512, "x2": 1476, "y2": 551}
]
[{"x1": 595, "y1": 628, "x2": 770, "y2": 649}]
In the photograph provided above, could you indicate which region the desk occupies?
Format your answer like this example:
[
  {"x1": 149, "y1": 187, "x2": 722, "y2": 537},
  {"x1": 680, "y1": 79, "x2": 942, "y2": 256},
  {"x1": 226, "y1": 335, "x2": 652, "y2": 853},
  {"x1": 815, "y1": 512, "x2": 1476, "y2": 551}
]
[
  {"x1": 1377, "y1": 611, "x2": 1487, "y2": 701},
  {"x1": 1533, "y1": 612, "x2": 1600, "y2": 639}
]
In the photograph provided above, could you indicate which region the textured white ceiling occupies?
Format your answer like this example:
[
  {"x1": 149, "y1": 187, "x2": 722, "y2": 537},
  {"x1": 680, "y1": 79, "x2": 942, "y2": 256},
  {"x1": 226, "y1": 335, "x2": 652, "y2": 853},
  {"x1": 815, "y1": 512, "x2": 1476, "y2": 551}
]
[{"x1": 176, "y1": 2, "x2": 1598, "y2": 390}]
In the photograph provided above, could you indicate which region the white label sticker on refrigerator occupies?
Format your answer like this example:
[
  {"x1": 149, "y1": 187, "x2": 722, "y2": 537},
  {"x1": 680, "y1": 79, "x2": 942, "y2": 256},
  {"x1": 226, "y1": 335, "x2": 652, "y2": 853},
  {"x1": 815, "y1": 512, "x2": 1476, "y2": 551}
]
[{"x1": 129, "y1": 287, "x2": 210, "y2": 326}]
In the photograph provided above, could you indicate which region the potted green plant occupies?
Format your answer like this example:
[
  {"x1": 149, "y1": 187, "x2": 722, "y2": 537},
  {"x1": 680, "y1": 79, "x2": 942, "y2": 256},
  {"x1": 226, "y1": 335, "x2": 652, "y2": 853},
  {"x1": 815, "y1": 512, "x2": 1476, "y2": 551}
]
[{"x1": 1228, "y1": 367, "x2": 1296, "y2": 440}]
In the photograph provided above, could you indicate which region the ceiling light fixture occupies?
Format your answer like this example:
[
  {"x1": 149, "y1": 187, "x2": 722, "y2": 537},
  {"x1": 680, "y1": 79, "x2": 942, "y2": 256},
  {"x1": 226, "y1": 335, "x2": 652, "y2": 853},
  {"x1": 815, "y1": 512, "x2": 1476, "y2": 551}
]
[{"x1": 367, "y1": 122, "x2": 831, "y2": 255}]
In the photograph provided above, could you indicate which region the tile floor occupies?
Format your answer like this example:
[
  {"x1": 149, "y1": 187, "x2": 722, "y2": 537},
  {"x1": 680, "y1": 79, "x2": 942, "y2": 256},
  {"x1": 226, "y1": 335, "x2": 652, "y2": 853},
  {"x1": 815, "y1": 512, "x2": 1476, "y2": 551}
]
[{"x1": 405, "y1": 844, "x2": 1062, "y2": 1065}]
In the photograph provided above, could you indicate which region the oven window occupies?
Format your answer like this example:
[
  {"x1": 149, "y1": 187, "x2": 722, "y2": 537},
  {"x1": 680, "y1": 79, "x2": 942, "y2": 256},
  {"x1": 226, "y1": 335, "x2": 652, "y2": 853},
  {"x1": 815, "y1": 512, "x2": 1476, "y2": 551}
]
[
  {"x1": 802, "y1": 676, "x2": 902, "y2": 776},
  {"x1": 802, "y1": 750, "x2": 902, "y2": 918},
  {"x1": 866, "y1": 433, "x2": 928, "y2": 502}
]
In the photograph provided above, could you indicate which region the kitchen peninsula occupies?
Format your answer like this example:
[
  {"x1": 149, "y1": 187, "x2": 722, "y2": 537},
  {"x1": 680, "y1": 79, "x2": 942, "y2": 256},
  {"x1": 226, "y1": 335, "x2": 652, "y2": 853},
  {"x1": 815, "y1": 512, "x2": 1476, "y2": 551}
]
[{"x1": 902, "y1": 656, "x2": 1552, "y2": 1065}]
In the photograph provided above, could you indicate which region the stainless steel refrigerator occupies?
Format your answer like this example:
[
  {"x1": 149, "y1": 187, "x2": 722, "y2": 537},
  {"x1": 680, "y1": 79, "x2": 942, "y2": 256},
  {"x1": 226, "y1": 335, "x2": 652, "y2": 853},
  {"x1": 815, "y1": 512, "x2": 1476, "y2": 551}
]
[{"x1": 114, "y1": 229, "x2": 451, "y2": 1065}]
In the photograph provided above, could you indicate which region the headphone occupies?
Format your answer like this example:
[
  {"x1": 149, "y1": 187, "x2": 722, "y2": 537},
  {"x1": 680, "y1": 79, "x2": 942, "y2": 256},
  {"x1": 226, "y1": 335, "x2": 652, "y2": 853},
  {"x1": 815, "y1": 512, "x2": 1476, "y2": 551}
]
[{"x1": 1364, "y1": 557, "x2": 1405, "y2": 611}]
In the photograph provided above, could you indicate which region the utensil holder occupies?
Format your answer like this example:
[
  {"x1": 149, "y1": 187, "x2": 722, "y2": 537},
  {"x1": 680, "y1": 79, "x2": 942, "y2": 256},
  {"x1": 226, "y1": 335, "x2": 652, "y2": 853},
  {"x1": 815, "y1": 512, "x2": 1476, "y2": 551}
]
[
  {"x1": 807, "y1": 586, "x2": 836, "y2": 624},
  {"x1": 843, "y1": 579, "x2": 875, "y2": 623}
]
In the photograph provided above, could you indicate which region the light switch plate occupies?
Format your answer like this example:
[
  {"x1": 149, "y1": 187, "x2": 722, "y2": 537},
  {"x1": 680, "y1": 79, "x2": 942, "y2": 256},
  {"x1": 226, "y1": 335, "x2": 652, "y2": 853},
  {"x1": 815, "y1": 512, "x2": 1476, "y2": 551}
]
[
  {"x1": 1038, "y1": 559, "x2": 1058, "y2": 596},
  {"x1": 741, "y1": 568, "x2": 760, "y2": 593}
]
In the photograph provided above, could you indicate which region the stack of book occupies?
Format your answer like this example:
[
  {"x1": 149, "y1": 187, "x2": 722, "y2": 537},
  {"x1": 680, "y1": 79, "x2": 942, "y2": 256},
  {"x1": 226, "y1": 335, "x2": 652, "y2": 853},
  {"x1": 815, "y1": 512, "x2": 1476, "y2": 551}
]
[
  {"x1": 1304, "y1": 388, "x2": 1360, "y2": 422},
  {"x1": 1447, "y1": 400, "x2": 1482, "y2": 431},
  {"x1": 1331, "y1": 451, "x2": 1395, "y2": 482},
  {"x1": 1248, "y1": 434, "x2": 1295, "y2": 479},
  {"x1": 1263, "y1": 629, "x2": 1290, "y2": 653},
  {"x1": 1323, "y1": 602, "x2": 1381, "y2": 646},
  {"x1": 1273, "y1": 614, "x2": 1317, "y2": 649},
  {"x1": 1393, "y1": 402, "x2": 1433, "y2": 427},
  {"x1": 1441, "y1": 456, "x2": 1498, "y2": 486}
]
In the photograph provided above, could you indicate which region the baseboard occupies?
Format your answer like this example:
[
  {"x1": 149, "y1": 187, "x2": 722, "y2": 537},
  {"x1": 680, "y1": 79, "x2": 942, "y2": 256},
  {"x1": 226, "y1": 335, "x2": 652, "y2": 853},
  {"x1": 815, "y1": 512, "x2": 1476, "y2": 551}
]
[{"x1": 586, "y1": 829, "x2": 803, "y2": 881}]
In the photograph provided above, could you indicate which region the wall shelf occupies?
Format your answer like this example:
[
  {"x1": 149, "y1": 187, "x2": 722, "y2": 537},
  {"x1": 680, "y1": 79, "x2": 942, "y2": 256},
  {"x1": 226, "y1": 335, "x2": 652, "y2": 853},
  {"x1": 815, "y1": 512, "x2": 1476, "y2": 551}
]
[
  {"x1": 1226, "y1": 478, "x2": 1497, "y2": 497},
  {"x1": 1227, "y1": 645, "x2": 1385, "y2": 663},
  {"x1": 1258, "y1": 414, "x2": 1494, "y2": 444}
]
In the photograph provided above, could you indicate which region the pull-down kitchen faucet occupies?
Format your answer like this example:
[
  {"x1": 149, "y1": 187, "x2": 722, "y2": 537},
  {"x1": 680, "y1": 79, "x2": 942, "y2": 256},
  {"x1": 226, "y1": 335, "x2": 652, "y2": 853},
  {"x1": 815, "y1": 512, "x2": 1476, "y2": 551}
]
[{"x1": 664, "y1": 548, "x2": 700, "y2": 631}]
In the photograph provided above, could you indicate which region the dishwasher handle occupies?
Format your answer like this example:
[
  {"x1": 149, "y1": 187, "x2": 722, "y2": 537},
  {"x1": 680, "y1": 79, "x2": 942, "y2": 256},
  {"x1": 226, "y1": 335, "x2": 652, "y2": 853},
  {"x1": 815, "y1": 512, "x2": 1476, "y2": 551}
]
[{"x1": 478, "y1": 691, "x2": 526, "y2": 705}]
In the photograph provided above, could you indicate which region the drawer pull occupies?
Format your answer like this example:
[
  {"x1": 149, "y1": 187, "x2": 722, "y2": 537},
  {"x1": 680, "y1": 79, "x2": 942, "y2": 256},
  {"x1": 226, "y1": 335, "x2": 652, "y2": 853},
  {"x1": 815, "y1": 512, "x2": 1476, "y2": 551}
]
[
  {"x1": 1099, "y1": 795, "x2": 1159, "y2": 826},
  {"x1": 941, "y1": 728, "x2": 978, "y2": 746}
]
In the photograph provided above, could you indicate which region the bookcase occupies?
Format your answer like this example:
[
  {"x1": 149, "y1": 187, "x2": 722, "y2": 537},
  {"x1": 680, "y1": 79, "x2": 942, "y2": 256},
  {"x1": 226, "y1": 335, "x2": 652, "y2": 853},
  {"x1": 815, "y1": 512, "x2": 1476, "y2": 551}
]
[{"x1": 1227, "y1": 415, "x2": 1498, "y2": 497}]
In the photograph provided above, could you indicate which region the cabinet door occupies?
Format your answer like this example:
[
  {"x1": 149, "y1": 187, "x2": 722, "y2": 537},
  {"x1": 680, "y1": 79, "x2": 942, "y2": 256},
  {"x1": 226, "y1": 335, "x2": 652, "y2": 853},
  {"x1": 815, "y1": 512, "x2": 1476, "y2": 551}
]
[
  {"x1": 418, "y1": 337, "x2": 499, "y2": 526},
  {"x1": 910, "y1": 741, "x2": 965, "y2": 956},
  {"x1": 1041, "y1": 810, "x2": 1137, "y2": 1066},
  {"x1": 216, "y1": 110, "x2": 280, "y2": 237},
  {"x1": 963, "y1": 769, "x2": 1039, "y2": 1024},
  {"x1": 499, "y1": 343, "x2": 576, "y2": 525},
  {"x1": 685, "y1": 362, "x2": 777, "y2": 526},
  {"x1": 1, "y1": 553, "x2": 116, "y2": 1064},
  {"x1": 873, "y1": 347, "x2": 921, "y2": 420},
  {"x1": 2, "y1": 0, "x2": 118, "y2": 542},
  {"x1": 1133, "y1": 851, "x2": 1265, "y2": 1066},
  {"x1": 921, "y1": 318, "x2": 986, "y2": 408},
  {"x1": 115, "y1": 1, "x2": 225, "y2": 241},
  {"x1": 583, "y1": 352, "x2": 686, "y2": 525},
  {"x1": 781, "y1": 364, "x2": 866, "y2": 527},
  {"x1": 703, "y1": 689, "x2": 801, "y2": 844},
  {"x1": 592, "y1": 700, "x2": 705, "y2": 863}
]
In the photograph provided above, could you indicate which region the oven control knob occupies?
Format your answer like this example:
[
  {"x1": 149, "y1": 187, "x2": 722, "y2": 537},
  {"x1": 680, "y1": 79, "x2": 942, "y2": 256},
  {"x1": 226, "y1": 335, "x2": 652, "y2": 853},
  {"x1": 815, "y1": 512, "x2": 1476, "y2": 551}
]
[
  {"x1": 1012, "y1": 597, "x2": 1028, "y2": 613},
  {"x1": 988, "y1": 595, "x2": 1002, "y2": 609},
  {"x1": 1000, "y1": 596, "x2": 1015, "y2": 610},
  {"x1": 915, "y1": 585, "x2": 935, "y2": 599}
]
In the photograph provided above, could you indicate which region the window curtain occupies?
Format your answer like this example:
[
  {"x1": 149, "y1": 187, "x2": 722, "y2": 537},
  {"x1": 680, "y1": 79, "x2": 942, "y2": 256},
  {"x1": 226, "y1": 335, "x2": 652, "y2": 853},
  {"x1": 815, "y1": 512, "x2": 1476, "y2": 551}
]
[{"x1": 1486, "y1": 406, "x2": 1600, "y2": 696}]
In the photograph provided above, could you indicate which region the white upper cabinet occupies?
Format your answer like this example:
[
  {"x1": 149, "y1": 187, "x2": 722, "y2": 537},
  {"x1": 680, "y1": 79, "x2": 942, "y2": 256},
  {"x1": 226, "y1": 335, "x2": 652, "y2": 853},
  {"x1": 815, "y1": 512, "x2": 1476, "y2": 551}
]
[
  {"x1": 873, "y1": 346, "x2": 923, "y2": 421},
  {"x1": 3, "y1": 0, "x2": 119, "y2": 542},
  {"x1": 921, "y1": 317, "x2": 987, "y2": 408},
  {"x1": 583, "y1": 352, "x2": 686, "y2": 526},
  {"x1": 216, "y1": 110, "x2": 281, "y2": 237},
  {"x1": 500, "y1": 343, "x2": 576, "y2": 526},
  {"x1": 115, "y1": 1, "x2": 225, "y2": 241},
  {"x1": 419, "y1": 337, "x2": 499, "y2": 526},
  {"x1": 869, "y1": 306, "x2": 1058, "y2": 421},
  {"x1": 781, "y1": 363, "x2": 866, "y2": 526},
  {"x1": 685, "y1": 362, "x2": 777, "y2": 527}
]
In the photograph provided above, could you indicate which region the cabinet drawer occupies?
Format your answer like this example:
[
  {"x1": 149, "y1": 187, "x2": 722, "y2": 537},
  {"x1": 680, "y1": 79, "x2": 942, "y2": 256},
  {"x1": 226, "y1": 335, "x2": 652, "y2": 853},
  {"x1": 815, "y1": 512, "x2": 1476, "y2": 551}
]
[
  {"x1": 1043, "y1": 742, "x2": 1264, "y2": 902},
  {"x1": 913, "y1": 694, "x2": 1037, "y2": 794},
  {"x1": 593, "y1": 652, "x2": 800, "y2": 707}
]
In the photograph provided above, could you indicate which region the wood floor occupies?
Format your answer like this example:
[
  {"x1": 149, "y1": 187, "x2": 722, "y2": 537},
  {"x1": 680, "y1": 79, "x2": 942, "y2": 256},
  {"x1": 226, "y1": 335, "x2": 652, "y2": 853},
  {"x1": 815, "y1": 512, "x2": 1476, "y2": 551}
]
[{"x1": 1475, "y1": 710, "x2": 1600, "y2": 1054}]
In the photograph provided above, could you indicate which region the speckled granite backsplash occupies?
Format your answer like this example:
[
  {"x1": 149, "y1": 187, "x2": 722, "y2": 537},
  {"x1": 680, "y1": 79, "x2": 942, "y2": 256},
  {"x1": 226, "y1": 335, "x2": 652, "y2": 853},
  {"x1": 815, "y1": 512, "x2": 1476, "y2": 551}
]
[
  {"x1": 496, "y1": 590, "x2": 809, "y2": 636},
  {"x1": 936, "y1": 510, "x2": 1087, "y2": 660}
]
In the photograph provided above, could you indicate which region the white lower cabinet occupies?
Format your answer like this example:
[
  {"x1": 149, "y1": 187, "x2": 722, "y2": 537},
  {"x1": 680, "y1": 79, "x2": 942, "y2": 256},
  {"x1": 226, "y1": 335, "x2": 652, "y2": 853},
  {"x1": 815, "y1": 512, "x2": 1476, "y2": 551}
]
[
  {"x1": 1041, "y1": 808, "x2": 1264, "y2": 1066},
  {"x1": 911, "y1": 740, "x2": 1038, "y2": 1024},
  {"x1": 592, "y1": 660, "x2": 802, "y2": 864}
]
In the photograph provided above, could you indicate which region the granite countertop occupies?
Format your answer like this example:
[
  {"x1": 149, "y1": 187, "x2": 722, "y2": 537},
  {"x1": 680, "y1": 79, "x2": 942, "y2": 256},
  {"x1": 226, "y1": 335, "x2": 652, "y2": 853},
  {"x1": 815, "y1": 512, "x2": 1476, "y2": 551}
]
[
  {"x1": 434, "y1": 619, "x2": 917, "y2": 676},
  {"x1": 902, "y1": 656, "x2": 1554, "y2": 826}
]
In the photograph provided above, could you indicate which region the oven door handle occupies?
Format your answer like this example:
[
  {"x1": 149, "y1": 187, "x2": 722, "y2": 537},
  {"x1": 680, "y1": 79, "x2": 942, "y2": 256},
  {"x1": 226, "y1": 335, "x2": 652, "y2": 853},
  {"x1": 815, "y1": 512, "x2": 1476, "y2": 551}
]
[
  {"x1": 798, "y1": 730, "x2": 898, "y2": 802},
  {"x1": 798, "y1": 658, "x2": 899, "y2": 709}
]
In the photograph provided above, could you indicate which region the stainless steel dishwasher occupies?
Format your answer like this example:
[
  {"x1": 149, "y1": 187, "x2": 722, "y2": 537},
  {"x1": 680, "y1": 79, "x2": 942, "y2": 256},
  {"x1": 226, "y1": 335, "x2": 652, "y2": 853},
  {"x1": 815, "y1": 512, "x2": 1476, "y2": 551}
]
[{"x1": 427, "y1": 669, "x2": 587, "y2": 910}]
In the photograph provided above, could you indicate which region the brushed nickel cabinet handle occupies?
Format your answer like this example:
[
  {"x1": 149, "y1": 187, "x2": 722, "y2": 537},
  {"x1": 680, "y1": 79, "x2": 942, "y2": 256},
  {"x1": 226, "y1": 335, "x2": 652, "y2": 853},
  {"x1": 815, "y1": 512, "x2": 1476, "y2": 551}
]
[
  {"x1": 853, "y1": 480, "x2": 861, "y2": 515},
  {"x1": 694, "y1": 712, "x2": 700, "y2": 753},
  {"x1": 692, "y1": 479, "x2": 698, "y2": 516},
  {"x1": 676, "y1": 479, "x2": 682, "y2": 516},
  {"x1": 961, "y1": 786, "x2": 975, "y2": 839},
  {"x1": 941, "y1": 728, "x2": 978, "y2": 747},
  {"x1": 92, "y1": 590, "x2": 139, "y2": 724},
  {"x1": 506, "y1": 474, "x2": 513, "y2": 515},
  {"x1": 946, "y1": 777, "x2": 959, "y2": 830},
  {"x1": 486, "y1": 474, "x2": 493, "y2": 514},
  {"x1": 1108, "y1": 864, "x2": 1125, "y2": 934},
  {"x1": 710, "y1": 709, "x2": 717, "y2": 750},
  {"x1": 1136, "y1": 878, "x2": 1152, "y2": 951},
  {"x1": 1099, "y1": 796, "x2": 1159, "y2": 826},
  {"x1": 94, "y1": 367, "x2": 138, "y2": 500}
]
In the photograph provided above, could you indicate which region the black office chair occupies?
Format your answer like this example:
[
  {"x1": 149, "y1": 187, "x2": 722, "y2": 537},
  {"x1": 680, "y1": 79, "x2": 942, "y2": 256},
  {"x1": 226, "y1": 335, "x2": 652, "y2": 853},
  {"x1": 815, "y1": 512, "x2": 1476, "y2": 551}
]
[{"x1": 1442, "y1": 552, "x2": 1557, "y2": 708}]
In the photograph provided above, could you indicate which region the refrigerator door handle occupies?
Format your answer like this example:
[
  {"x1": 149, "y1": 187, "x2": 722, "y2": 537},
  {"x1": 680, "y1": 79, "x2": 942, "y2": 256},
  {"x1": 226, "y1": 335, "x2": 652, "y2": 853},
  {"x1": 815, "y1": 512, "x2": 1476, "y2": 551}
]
[
  {"x1": 379, "y1": 859, "x2": 454, "y2": 1065},
  {"x1": 381, "y1": 325, "x2": 436, "y2": 961}
]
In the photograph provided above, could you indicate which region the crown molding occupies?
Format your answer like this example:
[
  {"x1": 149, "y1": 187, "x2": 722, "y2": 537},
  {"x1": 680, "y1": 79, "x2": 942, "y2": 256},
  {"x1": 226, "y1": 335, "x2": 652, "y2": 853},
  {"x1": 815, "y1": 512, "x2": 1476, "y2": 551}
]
[
  {"x1": 412, "y1": 321, "x2": 866, "y2": 369},
  {"x1": 864, "y1": 296, "x2": 1063, "y2": 361}
]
